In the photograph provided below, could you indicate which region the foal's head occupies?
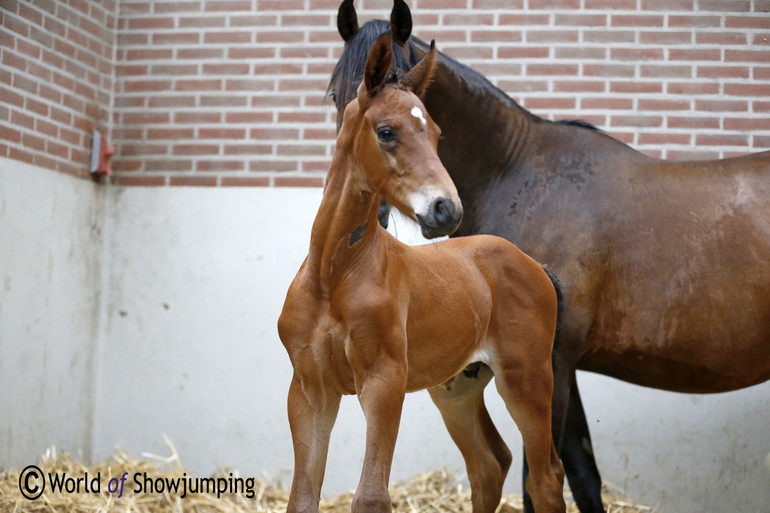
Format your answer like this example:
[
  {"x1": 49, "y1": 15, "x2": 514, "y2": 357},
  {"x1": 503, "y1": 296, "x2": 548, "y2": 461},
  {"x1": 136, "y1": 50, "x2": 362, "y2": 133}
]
[{"x1": 340, "y1": 33, "x2": 462, "y2": 239}]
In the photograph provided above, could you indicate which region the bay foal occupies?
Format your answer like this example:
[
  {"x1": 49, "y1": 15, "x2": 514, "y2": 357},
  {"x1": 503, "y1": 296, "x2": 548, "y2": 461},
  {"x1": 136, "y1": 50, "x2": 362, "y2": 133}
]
[{"x1": 277, "y1": 34, "x2": 566, "y2": 513}]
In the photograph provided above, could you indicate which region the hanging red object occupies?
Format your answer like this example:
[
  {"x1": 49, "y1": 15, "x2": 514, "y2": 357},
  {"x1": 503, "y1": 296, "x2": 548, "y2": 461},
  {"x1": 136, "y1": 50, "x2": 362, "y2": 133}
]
[{"x1": 90, "y1": 130, "x2": 115, "y2": 177}]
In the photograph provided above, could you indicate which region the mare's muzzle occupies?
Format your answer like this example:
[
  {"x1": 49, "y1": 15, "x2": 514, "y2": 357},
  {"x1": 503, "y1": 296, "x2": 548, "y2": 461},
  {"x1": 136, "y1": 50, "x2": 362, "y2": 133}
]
[{"x1": 416, "y1": 196, "x2": 463, "y2": 238}]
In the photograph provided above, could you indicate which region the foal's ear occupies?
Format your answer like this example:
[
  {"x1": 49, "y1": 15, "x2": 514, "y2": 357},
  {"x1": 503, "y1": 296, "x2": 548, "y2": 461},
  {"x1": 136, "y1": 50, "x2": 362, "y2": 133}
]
[
  {"x1": 364, "y1": 33, "x2": 393, "y2": 95},
  {"x1": 337, "y1": 0, "x2": 359, "y2": 42},
  {"x1": 390, "y1": 0, "x2": 412, "y2": 45},
  {"x1": 402, "y1": 39, "x2": 436, "y2": 98}
]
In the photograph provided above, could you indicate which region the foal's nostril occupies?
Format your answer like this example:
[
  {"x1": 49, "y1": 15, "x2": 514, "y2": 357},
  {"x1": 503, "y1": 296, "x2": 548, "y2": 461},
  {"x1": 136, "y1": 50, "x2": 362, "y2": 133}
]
[{"x1": 433, "y1": 198, "x2": 452, "y2": 225}]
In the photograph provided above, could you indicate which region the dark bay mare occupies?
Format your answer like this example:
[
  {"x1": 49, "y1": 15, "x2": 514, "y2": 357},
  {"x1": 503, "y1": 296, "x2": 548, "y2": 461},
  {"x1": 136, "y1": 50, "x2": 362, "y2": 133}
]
[{"x1": 327, "y1": 2, "x2": 770, "y2": 512}]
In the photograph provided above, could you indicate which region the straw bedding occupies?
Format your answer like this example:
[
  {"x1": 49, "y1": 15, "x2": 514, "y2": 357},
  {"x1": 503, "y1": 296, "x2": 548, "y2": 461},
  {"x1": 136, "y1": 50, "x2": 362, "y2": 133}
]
[{"x1": 0, "y1": 441, "x2": 654, "y2": 513}]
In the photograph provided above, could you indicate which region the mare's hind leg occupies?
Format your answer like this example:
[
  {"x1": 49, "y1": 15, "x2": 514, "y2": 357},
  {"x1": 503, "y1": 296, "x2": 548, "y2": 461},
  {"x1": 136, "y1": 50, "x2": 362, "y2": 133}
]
[
  {"x1": 428, "y1": 363, "x2": 511, "y2": 513},
  {"x1": 495, "y1": 361, "x2": 566, "y2": 513},
  {"x1": 558, "y1": 374, "x2": 604, "y2": 513}
]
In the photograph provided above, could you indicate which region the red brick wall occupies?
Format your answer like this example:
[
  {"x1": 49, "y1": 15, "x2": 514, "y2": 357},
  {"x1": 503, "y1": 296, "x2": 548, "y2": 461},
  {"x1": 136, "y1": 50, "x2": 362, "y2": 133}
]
[
  {"x1": 1, "y1": 0, "x2": 117, "y2": 179},
  {"x1": 2, "y1": 1, "x2": 769, "y2": 186}
]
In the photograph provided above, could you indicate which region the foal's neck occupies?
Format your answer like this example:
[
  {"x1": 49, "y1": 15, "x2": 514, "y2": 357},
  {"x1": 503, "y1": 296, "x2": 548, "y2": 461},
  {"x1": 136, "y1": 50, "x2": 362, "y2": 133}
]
[{"x1": 307, "y1": 141, "x2": 379, "y2": 290}]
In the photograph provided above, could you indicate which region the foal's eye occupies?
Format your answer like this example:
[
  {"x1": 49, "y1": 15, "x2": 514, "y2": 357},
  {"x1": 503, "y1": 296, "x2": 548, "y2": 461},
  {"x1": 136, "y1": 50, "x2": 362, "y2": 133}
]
[{"x1": 377, "y1": 128, "x2": 396, "y2": 143}]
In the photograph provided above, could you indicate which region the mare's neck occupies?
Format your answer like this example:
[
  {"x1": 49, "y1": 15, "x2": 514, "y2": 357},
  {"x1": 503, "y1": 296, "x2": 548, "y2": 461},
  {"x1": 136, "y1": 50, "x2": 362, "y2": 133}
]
[
  {"x1": 416, "y1": 42, "x2": 536, "y2": 219},
  {"x1": 307, "y1": 141, "x2": 380, "y2": 290}
]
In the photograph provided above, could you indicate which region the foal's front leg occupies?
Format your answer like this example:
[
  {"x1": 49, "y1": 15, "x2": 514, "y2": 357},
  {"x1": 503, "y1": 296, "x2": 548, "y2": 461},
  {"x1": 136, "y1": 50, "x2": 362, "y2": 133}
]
[
  {"x1": 287, "y1": 375, "x2": 342, "y2": 513},
  {"x1": 350, "y1": 338, "x2": 408, "y2": 513}
]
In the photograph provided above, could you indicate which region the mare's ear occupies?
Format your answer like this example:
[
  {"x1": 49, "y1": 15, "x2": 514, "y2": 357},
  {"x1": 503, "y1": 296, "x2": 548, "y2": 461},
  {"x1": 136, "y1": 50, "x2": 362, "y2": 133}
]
[
  {"x1": 402, "y1": 39, "x2": 436, "y2": 98},
  {"x1": 363, "y1": 33, "x2": 393, "y2": 96},
  {"x1": 390, "y1": 0, "x2": 412, "y2": 44},
  {"x1": 337, "y1": 0, "x2": 359, "y2": 42}
]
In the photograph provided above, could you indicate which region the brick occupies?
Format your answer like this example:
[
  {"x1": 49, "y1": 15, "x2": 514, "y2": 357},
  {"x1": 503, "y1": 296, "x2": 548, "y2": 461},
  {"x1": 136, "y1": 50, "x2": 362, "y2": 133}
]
[
  {"x1": 204, "y1": 0, "x2": 251, "y2": 10},
  {"x1": 195, "y1": 160, "x2": 245, "y2": 171},
  {"x1": 224, "y1": 112, "x2": 272, "y2": 123},
  {"x1": 611, "y1": 48, "x2": 664, "y2": 61},
  {"x1": 638, "y1": 99, "x2": 690, "y2": 111},
  {"x1": 198, "y1": 128, "x2": 246, "y2": 139},
  {"x1": 154, "y1": 1, "x2": 202, "y2": 13},
  {"x1": 694, "y1": 100, "x2": 748, "y2": 112},
  {"x1": 229, "y1": 15, "x2": 278, "y2": 27},
  {"x1": 128, "y1": 17, "x2": 174, "y2": 29},
  {"x1": 249, "y1": 160, "x2": 297, "y2": 172},
  {"x1": 581, "y1": 98, "x2": 633, "y2": 109},
  {"x1": 124, "y1": 79, "x2": 172, "y2": 92},
  {"x1": 175, "y1": 111, "x2": 221, "y2": 123},
  {"x1": 223, "y1": 143, "x2": 271, "y2": 154},
  {"x1": 696, "y1": 32, "x2": 747, "y2": 45},
  {"x1": 178, "y1": 16, "x2": 226, "y2": 27},
  {"x1": 723, "y1": 118, "x2": 770, "y2": 131},
  {"x1": 583, "y1": 63, "x2": 636, "y2": 77},
  {"x1": 257, "y1": 0, "x2": 305, "y2": 11},
  {"x1": 554, "y1": 80, "x2": 606, "y2": 93},
  {"x1": 639, "y1": 31, "x2": 692, "y2": 45},
  {"x1": 640, "y1": 65, "x2": 692, "y2": 78},
  {"x1": 667, "y1": 82, "x2": 720, "y2": 95},
  {"x1": 204, "y1": 31, "x2": 252, "y2": 44},
  {"x1": 583, "y1": 30, "x2": 635, "y2": 43},
  {"x1": 554, "y1": 47, "x2": 605, "y2": 59},
  {"x1": 221, "y1": 176, "x2": 271, "y2": 187},
  {"x1": 725, "y1": 50, "x2": 770, "y2": 63},
  {"x1": 724, "y1": 83, "x2": 770, "y2": 96},
  {"x1": 526, "y1": 63, "x2": 579, "y2": 76},
  {"x1": 610, "y1": 115, "x2": 663, "y2": 127},
  {"x1": 696, "y1": 134, "x2": 748, "y2": 146},
  {"x1": 199, "y1": 95, "x2": 248, "y2": 107},
  {"x1": 526, "y1": 0, "x2": 573, "y2": 7},
  {"x1": 177, "y1": 48, "x2": 224, "y2": 59},
  {"x1": 167, "y1": 175, "x2": 218, "y2": 186},
  {"x1": 699, "y1": 0, "x2": 751, "y2": 11},
  {"x1": 174, "y1": 79, "x2": 222, "y2": 91},
  {"x1": 11, "y1": 110, "x2": 35, "y2": 129},
  {"x1": 173, "y1": 143, "x2": 219, "y2": 155},
  {"x1": 638, "y1": 133, "x2": 691, "y2": 145},
  {"x1": 274, "y1": 176, "x2": 325, "y2": 187},
  {"x1": 0, "y1": 125, "x2": 22, "y2": 144},
  {"x1": 152, "y1": 32, "x2": 200, "y2": 44},
  {"x1": 697, "y1": 66, "x2": 749, "y2": 79},
  {"x1": 118, "y1": 175, "x2": 168, "y2": 186},
  {"x1": 202, "y1": 63, "x2": 250, "y2": 75},
  {"x1": 667, "y1": 116, "x2": 720, "y2": 129},
  {"x1": 144, "y1": 159, "x2": 193, "y2": 171}
]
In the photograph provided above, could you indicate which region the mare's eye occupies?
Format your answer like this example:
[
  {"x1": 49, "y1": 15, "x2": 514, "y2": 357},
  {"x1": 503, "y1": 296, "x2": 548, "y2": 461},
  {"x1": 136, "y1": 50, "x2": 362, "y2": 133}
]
[
  {"x1": 377, "y1": 127, "x2": 396, "y2": 143},
  {"x1": 329, "y1": 91, "x2": 338, "y2": 104}
]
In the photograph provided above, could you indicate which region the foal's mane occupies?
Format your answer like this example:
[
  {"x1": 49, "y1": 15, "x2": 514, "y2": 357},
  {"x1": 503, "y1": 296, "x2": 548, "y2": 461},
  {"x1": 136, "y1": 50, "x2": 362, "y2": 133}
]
[{"x1": 328, "y1": 19, "x2": 599, "y2": 132}]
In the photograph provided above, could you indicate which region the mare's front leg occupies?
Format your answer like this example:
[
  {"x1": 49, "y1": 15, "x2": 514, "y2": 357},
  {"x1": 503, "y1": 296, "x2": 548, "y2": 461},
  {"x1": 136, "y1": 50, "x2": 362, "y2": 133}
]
[
  {"x1": 287, "y1": 375, "x2": 342, "y2": 513},
  {"x1": 348, "y1": 328, "x2": 408, "y2": 513}
]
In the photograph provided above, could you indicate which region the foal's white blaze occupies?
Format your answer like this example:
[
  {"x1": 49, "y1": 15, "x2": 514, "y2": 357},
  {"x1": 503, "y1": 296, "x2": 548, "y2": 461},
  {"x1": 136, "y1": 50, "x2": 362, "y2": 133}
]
[{"x1": 411, "y1": 105, "x2": 427, "y2": 127}]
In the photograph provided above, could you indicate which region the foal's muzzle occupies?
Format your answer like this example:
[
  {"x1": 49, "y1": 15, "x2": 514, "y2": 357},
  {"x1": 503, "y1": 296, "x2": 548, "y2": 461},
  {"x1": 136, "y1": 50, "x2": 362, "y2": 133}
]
[{"x1": 416, "y1": 196, "x2": 463, "y2": 238}]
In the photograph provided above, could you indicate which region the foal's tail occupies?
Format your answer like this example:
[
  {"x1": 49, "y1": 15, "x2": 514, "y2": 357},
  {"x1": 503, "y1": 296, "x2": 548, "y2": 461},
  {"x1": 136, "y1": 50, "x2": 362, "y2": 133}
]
[{"x1": 542, "y1": 266, "x2": 564, "y2": 361}]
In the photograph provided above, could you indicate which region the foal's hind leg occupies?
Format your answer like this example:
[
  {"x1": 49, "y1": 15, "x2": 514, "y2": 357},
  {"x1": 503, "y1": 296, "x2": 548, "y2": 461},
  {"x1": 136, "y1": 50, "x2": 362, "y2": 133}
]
[
  {"x1": 428, "y1": 364, "x2": 511, "y2": 513},
  {"x1": 494, "y1": 359, "x2": 566, "y2": 513}
]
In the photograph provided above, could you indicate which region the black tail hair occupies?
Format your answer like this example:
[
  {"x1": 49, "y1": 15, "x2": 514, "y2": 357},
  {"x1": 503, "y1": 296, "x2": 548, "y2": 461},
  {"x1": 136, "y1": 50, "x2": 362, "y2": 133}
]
[{"x1": 542, "y1": 266, "x2": 564, "y2": 364}]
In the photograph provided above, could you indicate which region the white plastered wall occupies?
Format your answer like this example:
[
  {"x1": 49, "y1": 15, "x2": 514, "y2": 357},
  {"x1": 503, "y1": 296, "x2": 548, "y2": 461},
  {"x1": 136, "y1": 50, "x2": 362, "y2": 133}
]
[{"x1": 0, "y1": 159, "x2": 768, "y2": 513}]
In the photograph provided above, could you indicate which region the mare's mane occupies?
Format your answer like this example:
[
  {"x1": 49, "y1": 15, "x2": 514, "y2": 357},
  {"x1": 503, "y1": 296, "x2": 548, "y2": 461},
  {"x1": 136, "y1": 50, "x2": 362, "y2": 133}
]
[{"x1": 328, "y1": 19, "x2": 598, "y2": 132}]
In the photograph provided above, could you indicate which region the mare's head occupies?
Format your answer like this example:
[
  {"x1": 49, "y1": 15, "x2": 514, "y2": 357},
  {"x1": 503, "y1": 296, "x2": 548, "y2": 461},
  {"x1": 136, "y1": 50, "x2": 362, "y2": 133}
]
[
  {"x1": 340, "y1": 33, "x2": 462, "y2": 239},
  {"x1": 329, "y1": 0, "x2": 419, "y2": 131}
]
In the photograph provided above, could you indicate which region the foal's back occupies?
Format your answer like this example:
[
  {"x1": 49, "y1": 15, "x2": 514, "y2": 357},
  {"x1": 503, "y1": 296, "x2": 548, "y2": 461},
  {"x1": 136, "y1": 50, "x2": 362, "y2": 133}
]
[{"x1": 383, "y1": 231, "x2": 559, "y2": 392}]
